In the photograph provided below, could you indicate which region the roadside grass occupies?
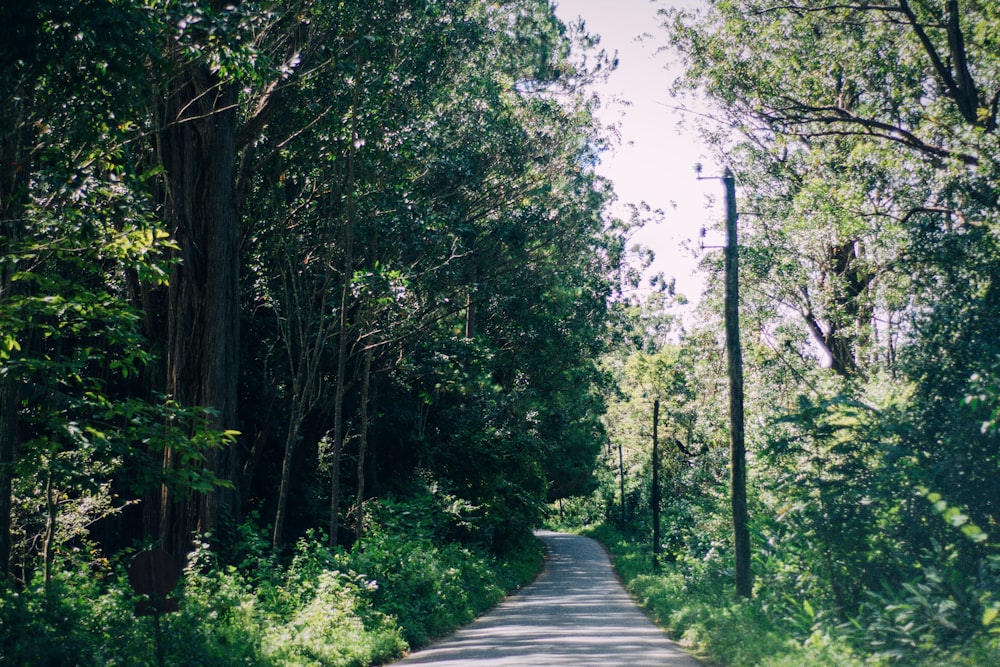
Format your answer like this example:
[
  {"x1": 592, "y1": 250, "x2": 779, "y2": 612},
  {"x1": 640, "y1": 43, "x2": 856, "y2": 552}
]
[
  {"x1": 581, "y1": 523, "x2": 875, "y2": 667},
  {"x1": 578, "y1": 523, "x2": 999, "y2": 667}
]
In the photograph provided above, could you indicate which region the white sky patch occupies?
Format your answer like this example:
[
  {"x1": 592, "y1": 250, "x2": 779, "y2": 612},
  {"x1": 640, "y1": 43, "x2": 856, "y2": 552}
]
[{"x1": 553, "y1": 0, "x2": 720, "y2": 305}]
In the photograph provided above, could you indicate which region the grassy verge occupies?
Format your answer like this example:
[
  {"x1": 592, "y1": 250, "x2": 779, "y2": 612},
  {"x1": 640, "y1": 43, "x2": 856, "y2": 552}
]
[
  {"x1": 582, "y1": 524, "x2": 876, "y2": 667},
  {"x1": 582, "y1": 523, "x2": 999, "y2": 667}
]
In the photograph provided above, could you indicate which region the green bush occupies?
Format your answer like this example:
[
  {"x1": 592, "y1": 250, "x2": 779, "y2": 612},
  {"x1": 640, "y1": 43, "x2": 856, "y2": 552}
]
[
  {"x1": 584, "y1": 521, "x2": 1000, "y2": 667},
  {"x1": 0, "y1": 572, "x2": 107, "y2": 667},
  {"x1": 262, "y1": 570, "x2": 405, "y2": 667},
  {"x1": 587, "y1": 524, "x2": 865, "y2": 666},
  {"x1": 348, "y1": 492, "x2": 521, "y2": 646},
  {"x1": 154, "y1": 540, "x2": 269, "y2": 667},
  {"x1": 0, "y1": 489, "x2": 542, "y2": 666}
]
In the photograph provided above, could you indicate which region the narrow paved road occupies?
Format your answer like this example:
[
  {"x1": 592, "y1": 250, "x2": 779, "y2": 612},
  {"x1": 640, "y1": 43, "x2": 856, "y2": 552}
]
[{"x1": 394, "y1": 531, "x2": 702, "y2": 666}]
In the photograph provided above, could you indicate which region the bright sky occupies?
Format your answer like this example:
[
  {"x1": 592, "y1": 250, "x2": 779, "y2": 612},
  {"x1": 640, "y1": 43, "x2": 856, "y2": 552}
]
[{"x1": 553, "y1": 0, "x2": 715, "y2": 304}]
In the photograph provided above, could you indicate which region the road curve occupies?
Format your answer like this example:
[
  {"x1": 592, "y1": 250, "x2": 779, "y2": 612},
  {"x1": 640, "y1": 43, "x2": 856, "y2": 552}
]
[{"x1": 393, "y1": 530, "x2": 702, "y2": 666}]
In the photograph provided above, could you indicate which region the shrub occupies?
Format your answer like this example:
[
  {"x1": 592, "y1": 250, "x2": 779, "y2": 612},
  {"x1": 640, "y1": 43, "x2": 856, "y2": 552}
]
[
  {"x1": 0, "y1": 572, "x2": 105, "y2": 666},
  {"x1": 349, "y1": 495, "x2": 510, "y2": 646},
  {"x1": 262, "y1": 570, "x2": 405, "y2": 667}
]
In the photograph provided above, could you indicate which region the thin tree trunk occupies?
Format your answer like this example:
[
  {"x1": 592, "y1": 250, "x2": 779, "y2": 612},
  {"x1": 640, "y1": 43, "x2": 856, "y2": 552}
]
[
  {"x1": 465, "y1": 265, "x2": 477, "y2": 338},
  {"x1": 329, "y1": 231, "x2": 354, "y2": 548},
  {"x1": 0, "y1": 90, "x2": 30, "y2": 582},
  {"x1": 272, "y1": 249, "x2": 337, "y2": 548},
  {"x1": 329, "y1": 53, "x2": 362, "y2": 549},
  {"x1": 0, "y1": 233, "x2": 19, "y2": 582},
  {"x1": 618, "y1": 441, "x2": 625, "y2": 529},
  {"x1": 272, "y1": 411, "x2": 303, "y2": 548},
  {"x1": 329, "y1": 308, "x2": 348, "y2": 549},
  {"x1": 355, "y1": 345, "x2": 373, "y2": 546},
  {"x1": 0, "y1": 379, "x2": 15, "y2": 580},
  {"x1": 43, "y1": 473, "x2": 56, "y2": 591}
]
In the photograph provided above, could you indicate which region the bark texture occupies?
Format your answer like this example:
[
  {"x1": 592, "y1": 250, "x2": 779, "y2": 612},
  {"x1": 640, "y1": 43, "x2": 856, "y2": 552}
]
[{"x1": 157, "y1": 58, "x2": 242, "y2": 556}]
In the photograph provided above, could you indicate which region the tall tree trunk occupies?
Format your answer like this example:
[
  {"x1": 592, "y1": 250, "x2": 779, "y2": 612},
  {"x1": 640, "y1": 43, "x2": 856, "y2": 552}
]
[
  {"x1": 618, "y1": 440, "x2": 625, "y2": 529},
  {"x1": 329, "y1": 235, "x2": 353, "y2": 548},
  {"x1": 158, "y1": 55, "x2": 241, "y2": 556},
  {"x1": 272, "y1": 260, "x2": 338, "y2": 548},
  {"x1": 272, "y1": 409, "x2": 303, "y2": 548},
  {"x1": 42, "y1": 473, "x2": 56, "y2": 591},
  {"x1": 329, "y1": 50, "x2": 362, "y2": 549},
  {"x1": 0, "y1": 379, "x2": 16, "y2": 581},
  {"x1": 0, "y1": 87, "x2": 30, "y2": 581},
  {"x1": 465, "y1": 265, "x2": 477, "y2": 338},
  {"x1": 329, "y1": 298, "x2": 349, "y2": 548}
]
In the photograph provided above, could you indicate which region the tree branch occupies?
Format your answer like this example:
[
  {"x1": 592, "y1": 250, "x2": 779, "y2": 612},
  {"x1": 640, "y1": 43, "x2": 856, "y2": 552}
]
[{"x1": 766, "y1": 100, "x2": 979, "y2": 165}]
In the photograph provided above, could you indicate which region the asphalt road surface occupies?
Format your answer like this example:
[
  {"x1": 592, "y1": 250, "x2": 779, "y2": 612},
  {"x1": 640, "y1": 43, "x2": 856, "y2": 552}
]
[{"x1": 394, "y1": 530, "x2": 703, "y2": 666}]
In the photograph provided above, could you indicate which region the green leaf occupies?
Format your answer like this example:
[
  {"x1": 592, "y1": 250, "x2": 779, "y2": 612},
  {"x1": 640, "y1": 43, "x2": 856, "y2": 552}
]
[
  {"x1": 960, "y1": 523, "x2": 988, "y2": 543},
  {"x1": 0, "y1": 334, "x2": 20, "y2": 358},
  {"x1": 943, "y1": 506, "x2": 968, "y2": 527}
]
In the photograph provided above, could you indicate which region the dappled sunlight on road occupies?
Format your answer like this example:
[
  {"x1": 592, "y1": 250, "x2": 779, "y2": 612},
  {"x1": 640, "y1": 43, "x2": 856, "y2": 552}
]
[{"x1": 395, "y1": 531, "x2": 701, "y2": 666}]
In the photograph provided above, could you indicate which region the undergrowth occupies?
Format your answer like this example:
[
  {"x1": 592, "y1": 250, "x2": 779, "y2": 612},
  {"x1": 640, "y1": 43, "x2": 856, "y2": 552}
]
[
  {"x1": 0, "y1": 487, "x2": 543, "y2": 667},
  {"x1": 584, "y1": 523, "x2": 999, "y2": 667}
]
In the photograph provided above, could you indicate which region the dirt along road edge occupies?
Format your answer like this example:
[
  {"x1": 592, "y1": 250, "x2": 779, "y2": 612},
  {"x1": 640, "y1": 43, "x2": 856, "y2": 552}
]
[{"x1": 393, "y1": 530, "x2": 703, "y2": 666}]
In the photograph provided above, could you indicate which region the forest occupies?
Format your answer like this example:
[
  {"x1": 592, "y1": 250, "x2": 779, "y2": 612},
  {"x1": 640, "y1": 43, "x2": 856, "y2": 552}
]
[{"x1": 1, "y1": 0, "x2": 998, "y2": 666}]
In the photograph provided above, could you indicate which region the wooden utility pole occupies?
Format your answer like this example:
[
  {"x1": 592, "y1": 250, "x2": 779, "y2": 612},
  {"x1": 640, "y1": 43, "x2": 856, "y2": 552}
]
[
  {"x1": 723, "y1": 168, "x2": 752, "y2": 598},
  {"x1": 651, "y1": 398, "x2": 661, "y2": 571}
]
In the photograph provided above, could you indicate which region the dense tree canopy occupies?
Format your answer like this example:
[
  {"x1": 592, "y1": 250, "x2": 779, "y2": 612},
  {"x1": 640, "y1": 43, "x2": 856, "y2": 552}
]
[
  {"x1": 0, "y1": 0, "x2": 622, "y2": 588},
  {"x1": 662, "y1": 0, "x2": 1000, "y2": 556}
]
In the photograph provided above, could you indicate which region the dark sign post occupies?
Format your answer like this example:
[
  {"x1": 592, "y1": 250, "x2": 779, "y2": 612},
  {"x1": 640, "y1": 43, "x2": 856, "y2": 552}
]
[{"x1": 128, "y1": 550, "x2": 179, "y2": 666}]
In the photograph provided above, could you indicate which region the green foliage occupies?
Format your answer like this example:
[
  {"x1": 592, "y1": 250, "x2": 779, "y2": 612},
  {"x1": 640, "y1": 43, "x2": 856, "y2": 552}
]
[
  {"x1": 582, "y1": 1, "x2": 1000, "y2": 664},
  {"x1": 5, "y1": 0, "x2": 613, "y2": 582},
  {"x1": 581, "y1": 298, "x2": 1000, "y2": 665},
  {"x1": 0, "y1": 489, "x2": 542, "y2": 666},
  {"x1": 260, "y1": 570, "x2": 404, "y2": 667},
  {"x1": 758, "y1": 384, "x2": 913, "y2": 614},
  {"x1": 588, "y1": 524, "x2": 876, "y2": 667},
  {"x1": 348, "y1": 489, "x2": 533, "y2": 646},
  {"x1": 3, "y1": 0, "x2": 609, "y2": 660},
  {"x1": 575, "y1": 381, "x2": 1000, "y2": 665},
  {"x1": 0, "y1": 569, "x2": 111, "y2": 666}
]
